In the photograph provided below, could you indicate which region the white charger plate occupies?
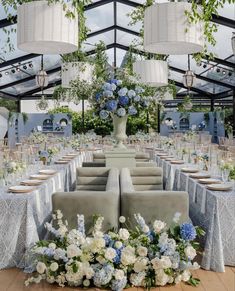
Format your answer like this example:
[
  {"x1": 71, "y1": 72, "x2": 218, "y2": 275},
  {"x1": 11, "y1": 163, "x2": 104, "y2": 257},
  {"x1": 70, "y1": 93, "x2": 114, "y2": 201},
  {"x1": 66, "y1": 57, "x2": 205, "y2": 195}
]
[
  {"x1": 181, "y1": 167, "x2": 199, "y2": 173},
  {"x1": 9, "y1": 185, "x2": 34, "y2": 193},
  {"x1": 39, "y1": 169, "x2": 57, "y2": 175},
  {"x1": 30, "y1": 174, "x2": 50, "y2": 180},
  {"x1": 21, "y1": 179, "x2": 43, "y2": 186},
  {"x1": 170, "y1": 160, "x2": 184, "y2": 164},
  {"x1": 207, "y1": 183, "x2": 233, "y2": 191},
  {"x1": 198, "y1": 178, "x2": 221, "y2": 184},
  {"x1": 190, "y1": 172, "x2": 211, "y2": 179}
]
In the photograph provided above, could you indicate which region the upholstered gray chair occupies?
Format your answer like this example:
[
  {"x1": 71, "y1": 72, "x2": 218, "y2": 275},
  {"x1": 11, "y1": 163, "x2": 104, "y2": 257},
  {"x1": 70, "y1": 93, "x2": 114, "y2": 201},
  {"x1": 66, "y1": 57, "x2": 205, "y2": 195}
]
[
  {"x1": 120, "y1": 167, "x2": 189, "y2": 226},
  {"x1": 93, "y1": 152, "x2": 106, "y2": 163},
  {"x1": 52, "y1": 167, "x2": 120, "y2": 231}
]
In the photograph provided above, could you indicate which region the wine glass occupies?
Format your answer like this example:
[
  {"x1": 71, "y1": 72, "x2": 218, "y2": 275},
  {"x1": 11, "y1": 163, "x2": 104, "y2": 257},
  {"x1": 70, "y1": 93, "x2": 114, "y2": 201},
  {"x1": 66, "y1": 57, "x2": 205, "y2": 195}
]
[{"x1": 221, "y1": 169, "x2": 229, "y2": 184}]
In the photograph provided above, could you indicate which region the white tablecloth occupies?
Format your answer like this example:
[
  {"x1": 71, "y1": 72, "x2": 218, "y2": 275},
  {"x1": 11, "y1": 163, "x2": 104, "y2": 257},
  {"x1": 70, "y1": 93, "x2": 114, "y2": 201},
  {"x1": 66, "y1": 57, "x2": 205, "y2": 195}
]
[{"x1": 0, "y1": 151, "x2": 92, "y2": 270}]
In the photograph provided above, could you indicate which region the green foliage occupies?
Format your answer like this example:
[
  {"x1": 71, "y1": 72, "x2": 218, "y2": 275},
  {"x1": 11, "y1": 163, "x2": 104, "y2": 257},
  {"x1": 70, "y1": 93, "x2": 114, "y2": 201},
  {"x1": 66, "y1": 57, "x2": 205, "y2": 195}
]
[
  {"x1": 93, "y1": 41, "x2": 109, "y2": 81},
  {"x1": 48, "y1": 107, "x2": 158, "y2": 136},
  {"x1": 0, "y1": 98, "x2": 17, "y2": 111},
  {"x1": 21, "y1": 112, "x2": 28, "y2": 124}
]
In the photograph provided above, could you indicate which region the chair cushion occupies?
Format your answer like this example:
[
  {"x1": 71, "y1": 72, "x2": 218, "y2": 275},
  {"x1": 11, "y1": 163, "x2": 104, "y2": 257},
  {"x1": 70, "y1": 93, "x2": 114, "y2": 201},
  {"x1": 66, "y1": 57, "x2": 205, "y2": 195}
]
[
  {"x1": 130, "y1": 167, "x2": 162, "y2": 177},
  {"x1": 76, "y1": 185, "x2": 106, "y2": 191},
  {"x1": 77, "y1": 167, "x2": 109, "y2": 177},
  {"x1": 77, "y1": 176, "x2": 108, "y2": 185},
  {"x1": 134, "y1": 184, "x2": 163, "y2": 191}
]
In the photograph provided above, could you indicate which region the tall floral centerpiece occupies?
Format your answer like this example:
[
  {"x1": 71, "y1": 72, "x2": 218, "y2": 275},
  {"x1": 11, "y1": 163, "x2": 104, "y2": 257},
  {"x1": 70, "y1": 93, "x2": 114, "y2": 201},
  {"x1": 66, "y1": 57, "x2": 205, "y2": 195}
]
[{"x1": 90, "y1": 79, "x2": 151, "y2": 149}]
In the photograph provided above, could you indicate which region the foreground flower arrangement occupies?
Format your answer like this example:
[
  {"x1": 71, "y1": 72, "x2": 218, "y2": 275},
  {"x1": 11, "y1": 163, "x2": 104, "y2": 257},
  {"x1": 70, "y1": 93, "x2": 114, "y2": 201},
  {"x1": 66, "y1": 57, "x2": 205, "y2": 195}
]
[{"x1": 26, "y1": 211, "x2": 204, "y2": 289}]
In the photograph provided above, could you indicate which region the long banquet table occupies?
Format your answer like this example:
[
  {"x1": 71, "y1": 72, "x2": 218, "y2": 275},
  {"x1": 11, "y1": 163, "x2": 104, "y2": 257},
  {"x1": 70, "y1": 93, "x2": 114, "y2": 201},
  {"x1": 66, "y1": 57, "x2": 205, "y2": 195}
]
[
  {"x1": 156, "y1": 154, "x2": 235, "y2": 272},
  {"x1": 0, "y1": 151, "x2": 92, "y2": 270}
]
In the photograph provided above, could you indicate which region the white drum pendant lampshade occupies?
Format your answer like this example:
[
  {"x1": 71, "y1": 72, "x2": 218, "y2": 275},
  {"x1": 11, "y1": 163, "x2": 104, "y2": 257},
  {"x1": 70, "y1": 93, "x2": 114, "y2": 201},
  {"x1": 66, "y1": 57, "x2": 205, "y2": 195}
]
[
  {"x1": 17, "y1": 1, "x2": 78, "y2": 54},
  {"x1": 133, "y1": 60, "x2": 168, "y2": 87},
  {"x1": 144, "y1": 2, "x2": 204, "y2": 55},
  {"x1": 62, "y1": 62, "x2": 94, "y2": 88}
]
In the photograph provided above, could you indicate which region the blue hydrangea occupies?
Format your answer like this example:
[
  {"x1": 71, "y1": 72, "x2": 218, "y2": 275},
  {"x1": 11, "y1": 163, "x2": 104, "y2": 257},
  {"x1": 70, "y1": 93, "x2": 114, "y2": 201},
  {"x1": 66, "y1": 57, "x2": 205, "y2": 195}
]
[
  {"x1": 103, "y1": 90, "x2": 113, "y2": 98},
  {"x1": 43, "y1": 248, "x2": 55, "y2": 257},
  {"x1": 118, "y1": 87, "x2": 128, "y2": 96},
  {"x1": 180, "y1": 223, "x2": 196, "y2": 241},
  {"x1": 128, "y1": 106, "x2": 137, "y2": 116},
  {"x1": 111, "y1": 277, "x2": 127, "y2": 291},
  {"x1": 103, "y1": 82, "x2": 113, "y2": 91},
  {"x1": 134, "y1": 95, "x2": 141, "y2": 102},
  {"x1": 108, "y1": 79, "x2": 118, "y2": 84},
  {"x1": 117, "y1": 108, "x2": 126, "y2": 117},
  {"x1": 113, "y1": 247, "x2": 123, "y2": 264},
  {"x1": 99, "y1": 110, "x2": 109, "y2": 119},
  {"x1": 135, "y1": 86, "x2": 145, "y2": 94},
  {"x1": 119, "y1": 96, "x2": 129, "y2": 106},
  {"x1": 94, "y1": 265, "x2": 114, "y2": 287},
  {"x1": 116, "y1": 80, "x2": 122, "y2": 86},
  {"x1": 111, "y1": 83, "x2": 117, "y2": 91},
  {"x1": 106, "y1": 100, "x2": 118, "y2": 112},
  {"x1": 128, "y1": 89, "x2": 136, "y2": 98},
  {"x1": 95, "y1": 93, "x2": 102, "y2": 101}
]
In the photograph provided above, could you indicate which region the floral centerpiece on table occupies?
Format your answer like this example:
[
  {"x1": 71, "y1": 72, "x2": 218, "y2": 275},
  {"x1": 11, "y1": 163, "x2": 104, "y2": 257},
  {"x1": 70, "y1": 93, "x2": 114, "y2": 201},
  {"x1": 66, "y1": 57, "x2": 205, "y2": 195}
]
[
  {"x1": 5, "y1": 160, "x2": 27, "y2": 174},
  {"x1": 28, "y1": 132, "x2": 48, "y2": 144},
  {"x1": 89, "y1": 78, "x2": 153, "y2": 148},
  {"x1": 39, "y1": 147, "x2": 60, "y2": 165},
  {"x1": 25, "y1": 211, "x2": 204, "y2": 289}
]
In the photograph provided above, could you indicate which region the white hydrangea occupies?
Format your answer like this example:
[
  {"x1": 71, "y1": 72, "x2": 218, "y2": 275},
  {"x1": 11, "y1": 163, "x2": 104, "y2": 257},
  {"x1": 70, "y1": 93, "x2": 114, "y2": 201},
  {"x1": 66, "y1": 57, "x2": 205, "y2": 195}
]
[
  {"x1": 121, "y1": 246, "x2": 136, "y2": 266},
  {"x1": 134, "y1": 257, "x2": 148, "y2": 272},
  {"x1": 175, "y1": 274, "x2": 182, "y2": 284},
  {"x1": 184, "y1": 245, "x2": 197, "y2": 260},
  {"x1": 104, "y1": 247, "x2": 117, "y2": 261},
  {"x1": 137, "y1": 246, "x2": 148, "y2": 257},
  {"x1": 114, "y1": 269, "x2": 125, "y2": 280},
  {"x1": 36, "y1": 262, "x2": 46, "y2": 274},
  {"x1": 119, "y1": 228, "x2": 130, "y2": 241},
  {"x1": 151, "y1": 256, "x2": 172, "y2": 270},
  {"x1": 181, "y1": 270, "x2": 191, "y2": 282},
  {"x1": 153, "y1": 220, "x2": 166, "y2": 233},
  {"x1": 130, "y1": 272, "x2": 146, "y2": 286},
  {"x1": 155, "y1": 269, "x2": 169, "y2": 286},
  {"x1": 91, "y1": 237, "x2": 106, "y2": 253},
  {"x1": 67, "y1": 244, "x2": 82, "y2": 258},
  {"x1": 96, "y1": 255, "x2": 107, "y2": 265}
]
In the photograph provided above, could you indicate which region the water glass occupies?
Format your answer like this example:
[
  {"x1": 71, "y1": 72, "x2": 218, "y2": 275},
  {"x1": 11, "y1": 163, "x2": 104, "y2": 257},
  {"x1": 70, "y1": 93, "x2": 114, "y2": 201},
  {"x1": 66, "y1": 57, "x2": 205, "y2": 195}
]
[{"x1": 221, "y1": 169, "x2": 229, "y2": 184}]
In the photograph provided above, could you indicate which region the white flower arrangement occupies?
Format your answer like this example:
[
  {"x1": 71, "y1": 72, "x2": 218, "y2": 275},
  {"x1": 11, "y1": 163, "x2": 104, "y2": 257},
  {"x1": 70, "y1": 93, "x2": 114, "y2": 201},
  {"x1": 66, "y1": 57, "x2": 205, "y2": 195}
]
[{"x1": 25, "y1": 211, "x2": 204, "y2": 289}]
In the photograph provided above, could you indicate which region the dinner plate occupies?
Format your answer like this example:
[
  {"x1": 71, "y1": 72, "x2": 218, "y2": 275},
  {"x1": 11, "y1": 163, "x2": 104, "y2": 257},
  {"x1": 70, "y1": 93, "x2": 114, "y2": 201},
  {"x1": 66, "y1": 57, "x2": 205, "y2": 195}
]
[
  {"x1": 165, "y1": 158, "x2": 175, "y2": 161},
  {"x1": 170, "y1": 160, "x2": 184, "y2": 164},
  {"x1": 181, "y1": 167, "x2": 199, "y2": 173},
  {"x1": 61, "y1": 156, "x2": 74, "y2": 160},
  {"x1": 160, "y1": 156, "x2": 174, "y2": 160},
  {"x1": 55, "y1": 160, "x2": 69, "y2": 164},
  {"x1": 157, "y1": 153, "x2": 169, "y2": 157},
  {"x1": 66, "y1": 153, "x2": 78, "y2": 157},
  {"x1": 189, "y1": 172, "x2": 211, "y2": 179},
  {"x1": 39, "y1": 169, "x2": 57, "y2": 175},
  {"x1": 207, "y1": 183, "x2": 233, "y2": 191},
  {"x1": 30, "y1": 174, "x2": 50, "y2": 180},
  {"x1": 198, "y1": 178, "x2": 221, "y2": 185},
  {"x1": 9, "y1": 185, "x2": 34, "y2": 193},
  {"x1": 21, "y1": 179, "x2": 43, "y2": 186}
]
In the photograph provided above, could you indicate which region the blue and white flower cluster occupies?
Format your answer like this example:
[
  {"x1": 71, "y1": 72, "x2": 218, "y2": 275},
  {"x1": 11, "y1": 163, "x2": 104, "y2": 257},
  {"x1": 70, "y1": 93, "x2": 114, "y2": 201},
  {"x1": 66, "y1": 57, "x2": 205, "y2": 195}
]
[
  {"x1": 91, "y1": 79, "x2": 150, "y2": 120},
  {"x1": 26, "y1": 210, "x2": 203, "y2": 289}
]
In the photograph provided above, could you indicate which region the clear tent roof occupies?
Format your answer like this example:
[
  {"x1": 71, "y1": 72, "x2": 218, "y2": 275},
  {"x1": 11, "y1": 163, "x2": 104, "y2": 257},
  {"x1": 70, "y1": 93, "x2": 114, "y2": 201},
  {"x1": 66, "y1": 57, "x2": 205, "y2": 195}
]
[{"x1": 0, "y1": 0, "x2": 234, "y2": 101}]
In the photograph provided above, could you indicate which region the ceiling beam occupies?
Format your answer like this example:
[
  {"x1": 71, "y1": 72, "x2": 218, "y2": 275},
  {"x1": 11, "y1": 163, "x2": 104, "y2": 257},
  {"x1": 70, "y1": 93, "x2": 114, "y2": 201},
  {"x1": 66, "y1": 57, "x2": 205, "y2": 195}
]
[
  {"x1": 18, "y1": 80, "x2": 61, "y2": 97},
  {"x1": 213, "y1": 89, "x2": 233, "y2": 99},
  {"x1": 0, "y1": 53, "x2": 39, "y2": 69},
  {"x1": 88, "y1": 25, "x2": 115, "y2": 38},
  {"x1": 0, "y1": 91, "x2": 18, "y2": 100}
]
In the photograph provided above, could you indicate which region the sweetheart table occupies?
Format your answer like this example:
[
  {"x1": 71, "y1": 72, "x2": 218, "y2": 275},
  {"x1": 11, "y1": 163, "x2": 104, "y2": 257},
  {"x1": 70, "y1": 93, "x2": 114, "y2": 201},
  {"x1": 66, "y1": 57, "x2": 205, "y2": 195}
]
[
  {"x1": 0, "y1": 151, "x2": 92, "y2": 270},
  {"x1": 156, "y1": 154, "x2": 235, "y2": 272}
]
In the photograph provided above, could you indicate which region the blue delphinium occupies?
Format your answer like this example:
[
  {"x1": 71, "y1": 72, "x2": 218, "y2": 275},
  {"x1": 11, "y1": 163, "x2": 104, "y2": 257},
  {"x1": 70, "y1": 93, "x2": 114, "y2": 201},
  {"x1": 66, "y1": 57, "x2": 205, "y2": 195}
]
[
  {"x1": 113, "y1": 247, "x2": 124, "y2": 264},
  {"x1": 104, "y1": 234, "x2": 112, "y2": 246},
  {"x1": 99, "y1": 110, "x2": 109, "y2": 119},
  {"x1": 118, "y1": 96, "x2": 129, "y2": 106},
  {"x1": 117, "y1": 108, "x2": 126, "y2": 117},
  {"x1": 106, "y1": 100, "x2": 118, "y2": 111},
  {"x1": 118, "y1": 88, "x2": 128, "y2": 96},
  {"x1": 128, "y1": 106, "x2": 137, "y2": 116},
  {"x1": 111, "y1": 277, "x2": 127, "y2": 291},
  {"x1": 180, "y1": 223, "x2": 196, "y2": 241}
]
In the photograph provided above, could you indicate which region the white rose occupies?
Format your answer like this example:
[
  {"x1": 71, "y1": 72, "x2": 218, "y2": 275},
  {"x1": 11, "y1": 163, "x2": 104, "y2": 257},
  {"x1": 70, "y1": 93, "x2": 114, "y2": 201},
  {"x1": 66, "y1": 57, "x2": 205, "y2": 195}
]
[
  {"x1": 114, "y1": 269, "x2": 125, "y2": 280},
  {"x1": 134, "y1": 258, "x2": 148, "y2": 273},
  {"x1": 181, "y1": 270, "x2": 191, "y2": 282},
  {"x1": 83, "y1": 279, "x2": 90, "y2": 287},
  {"x1": 121, "y1": 246, "x2": 136, "y2": 266},
  {"x1": 153, "y1": 220, "x2": 166, "y2": 233},
  {"x1": 92, "y1": 238, "x2": 106, "y2": 252},
  {"x1": 119, "y1": 228, "x2": 130, "y2": 241},
  {"x1": 142, "y1": 225, "x2": 150, "y2": 233},
  {"x1": 67, "y1": 244, "x2": 82, "y2": 258},
  {"x1": 155, "y1": 269, "x2": 169, "y2": 286},
  {"x1": 184, "y1": 246, "x2": 197, "y2": 260},
  {"x1": 119, "y1": 216, "x2": 126, "y2": 223},
  {"x1": 50, "y1": 262, "x2": 59, "y2": 272},
  {"x1": 175, "y1": 275, "x2": 182, "y2": 284},
  {"x1": 36, "y1": 262, "x2": 46, "y2": 274},
  {"x1": 160, "y1": 256, "x2": 172, "y2": 269},
  {"x1": 114, "y1": 241, "x2": 123, "y2": 249},
  {"x1": 137, "y1": 246, "x2": 148, "y2": 257},
  {"x1": 104, "y1": 247, "x2": 117, "y2": 261},
  {"x1": 49, "y1": 243, "x2": 56, "y2": 250}
]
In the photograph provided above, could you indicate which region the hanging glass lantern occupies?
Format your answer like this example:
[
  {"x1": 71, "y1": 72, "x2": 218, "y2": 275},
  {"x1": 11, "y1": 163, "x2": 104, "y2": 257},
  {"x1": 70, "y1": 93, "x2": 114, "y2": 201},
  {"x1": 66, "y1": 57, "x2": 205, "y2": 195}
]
[
  {"x1": 35, "y1": 70, "x2": 49, "y2": 88},
  {"x1": 36, "y1": 95, "x2": 49, "y2": 111},
  {"x1": 182, "y1": 70, "x2": 196, "y2": 88},
  {"x1": 232, "y1": 32, "x2": 235, "y2": 55}
]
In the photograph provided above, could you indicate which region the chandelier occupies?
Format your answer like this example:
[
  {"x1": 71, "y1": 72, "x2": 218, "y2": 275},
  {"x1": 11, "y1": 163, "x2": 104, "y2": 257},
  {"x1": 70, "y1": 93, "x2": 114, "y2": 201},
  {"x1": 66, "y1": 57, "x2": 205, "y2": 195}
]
[
  {"x1": 36, "y1": 55, "x2": 49, "y2": 89},
  {"x1": 182, "y1": 55, "x2": 196, "y2": 88}
]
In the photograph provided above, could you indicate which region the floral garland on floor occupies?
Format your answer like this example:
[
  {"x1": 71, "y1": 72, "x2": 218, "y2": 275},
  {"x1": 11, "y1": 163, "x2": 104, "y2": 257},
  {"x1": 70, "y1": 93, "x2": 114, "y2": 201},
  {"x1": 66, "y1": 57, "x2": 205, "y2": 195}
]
[{"x1": 25, "y1": 211, "x2": 204, "y2": 289}]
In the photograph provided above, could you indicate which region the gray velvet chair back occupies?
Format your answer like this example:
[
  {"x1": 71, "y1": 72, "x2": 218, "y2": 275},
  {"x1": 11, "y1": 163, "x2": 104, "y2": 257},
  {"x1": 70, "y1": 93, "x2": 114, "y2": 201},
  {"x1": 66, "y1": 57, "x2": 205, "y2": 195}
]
[
  {"x1": 52, "y1": 168, "x2": 120, "y2": 231},
  {"x1": 93, "y1": 152, "x2": 105, "y2": 163},
  {"x1": 129, "y1": 167, "x2": 163, "y2": 191}
]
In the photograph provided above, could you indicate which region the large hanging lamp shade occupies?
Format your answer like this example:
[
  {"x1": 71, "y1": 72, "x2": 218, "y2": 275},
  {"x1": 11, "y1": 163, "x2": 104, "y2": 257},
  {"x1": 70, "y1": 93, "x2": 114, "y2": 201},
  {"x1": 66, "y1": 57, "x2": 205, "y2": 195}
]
[
  {"x1": 36, "y1": 70, "x2": 49, "y2": 88},
  {"x1": 133, "y1": 60, "x2": 168, "y2": 87},
  {"x1": 62, "y1": 62, "x2": 94, "y2": 88},
  {"x1": 17, "y1": 1, "x2": 78, "y2": 54},
  {"x1": 182, "y1": 70, "x2": 196, "y2": 88},
  {"x1": 144, "y1": 2, "x2": 204, "y2": 55}
]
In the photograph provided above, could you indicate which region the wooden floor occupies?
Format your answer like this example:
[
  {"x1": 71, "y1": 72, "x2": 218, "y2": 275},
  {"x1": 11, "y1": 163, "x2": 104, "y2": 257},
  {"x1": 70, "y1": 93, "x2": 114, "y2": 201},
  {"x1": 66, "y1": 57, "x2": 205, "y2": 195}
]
[{"x1": 0, "y1": 267, "x2": 234, "y2": 291}]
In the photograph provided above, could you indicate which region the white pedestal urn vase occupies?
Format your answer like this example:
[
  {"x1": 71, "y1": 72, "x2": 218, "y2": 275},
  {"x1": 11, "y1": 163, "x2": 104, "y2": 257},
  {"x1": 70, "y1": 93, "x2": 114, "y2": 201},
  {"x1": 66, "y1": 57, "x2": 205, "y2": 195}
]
[{"x1": 112, "y1": 114, "x2": 128, "y2": 149}]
